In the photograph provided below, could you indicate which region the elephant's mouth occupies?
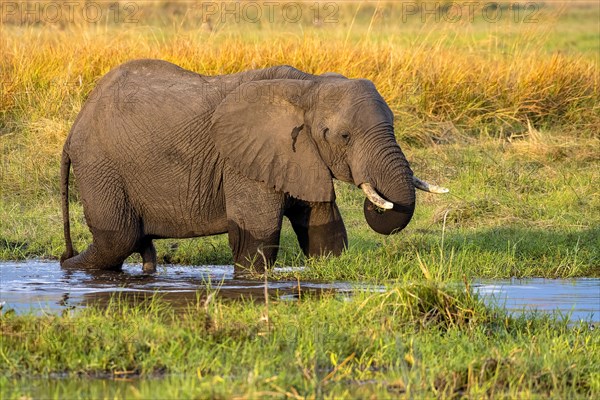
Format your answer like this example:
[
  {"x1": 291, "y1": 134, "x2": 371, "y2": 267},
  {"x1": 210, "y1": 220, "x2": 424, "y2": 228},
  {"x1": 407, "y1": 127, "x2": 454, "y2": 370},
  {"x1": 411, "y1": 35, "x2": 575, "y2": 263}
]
[
  {"x1": 360, "y1": 177, "x2": 448, "y2": 210},
  {"x1": 360, "y1": 177, "x2": 448, "y2": 235}
]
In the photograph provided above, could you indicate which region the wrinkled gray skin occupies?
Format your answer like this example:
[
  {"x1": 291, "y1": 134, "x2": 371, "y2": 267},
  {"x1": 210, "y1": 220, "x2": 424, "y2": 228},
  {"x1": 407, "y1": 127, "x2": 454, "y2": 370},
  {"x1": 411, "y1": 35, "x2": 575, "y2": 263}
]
[{"x1": 60, "y1": 60, "x2": 416, "y2": 274}]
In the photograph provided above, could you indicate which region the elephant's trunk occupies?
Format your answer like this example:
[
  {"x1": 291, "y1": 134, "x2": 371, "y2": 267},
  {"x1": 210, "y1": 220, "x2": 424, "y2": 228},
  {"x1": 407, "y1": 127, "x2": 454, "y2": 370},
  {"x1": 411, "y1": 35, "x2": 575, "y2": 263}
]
[{"x1": 352, "y1": 137, "x2": 417, "y2": 235}]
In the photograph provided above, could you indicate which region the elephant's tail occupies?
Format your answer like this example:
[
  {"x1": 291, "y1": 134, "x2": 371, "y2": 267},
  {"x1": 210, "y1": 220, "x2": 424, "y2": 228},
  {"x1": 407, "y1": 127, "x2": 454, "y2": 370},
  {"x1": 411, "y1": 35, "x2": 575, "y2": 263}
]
[{"x1": 60, "y1": 148, "x2": 77, "y2": 264}]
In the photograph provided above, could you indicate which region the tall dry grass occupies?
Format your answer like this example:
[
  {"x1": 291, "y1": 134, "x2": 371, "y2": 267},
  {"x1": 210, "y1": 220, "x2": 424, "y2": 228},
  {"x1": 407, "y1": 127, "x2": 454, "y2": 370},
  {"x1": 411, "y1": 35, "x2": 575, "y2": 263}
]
[{"x1": 1, "y1": 2, "x2": 598, "y2": 199}]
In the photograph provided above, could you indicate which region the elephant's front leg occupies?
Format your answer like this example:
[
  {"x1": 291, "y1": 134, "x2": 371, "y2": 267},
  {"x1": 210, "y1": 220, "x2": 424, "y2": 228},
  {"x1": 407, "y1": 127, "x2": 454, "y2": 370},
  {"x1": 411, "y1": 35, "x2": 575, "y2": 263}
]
[
  {"x1": 285, "y1": 200, "x2": 348, "y2": 257},
  {"x1": 224, "y1": 168, "x2": 286, "y2": 274}
]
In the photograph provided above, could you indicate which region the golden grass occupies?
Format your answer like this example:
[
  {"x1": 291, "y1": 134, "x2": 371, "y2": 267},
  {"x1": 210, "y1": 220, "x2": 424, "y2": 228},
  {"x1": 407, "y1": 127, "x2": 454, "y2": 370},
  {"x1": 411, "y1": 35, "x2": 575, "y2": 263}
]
[
  {"x1": 1, "y1": 2, "x2": 598, "y2": 201},
  {"x1": 3, "y1": 33, "x2": 597, "y2": 123}
]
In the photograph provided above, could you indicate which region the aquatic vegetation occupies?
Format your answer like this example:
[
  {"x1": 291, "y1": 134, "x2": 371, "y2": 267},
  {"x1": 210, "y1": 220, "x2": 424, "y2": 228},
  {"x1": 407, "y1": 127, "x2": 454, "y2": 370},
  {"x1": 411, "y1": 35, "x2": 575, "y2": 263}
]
[{"x1": 1, "y1": 283, "x2": 598, "y2": 398}]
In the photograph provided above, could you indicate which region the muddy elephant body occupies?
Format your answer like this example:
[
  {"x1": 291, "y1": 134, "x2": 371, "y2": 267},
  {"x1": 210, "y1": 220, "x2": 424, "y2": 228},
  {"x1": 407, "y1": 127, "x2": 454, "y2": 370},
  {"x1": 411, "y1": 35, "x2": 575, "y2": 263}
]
[{"x1": 61, "y1": 59, "x2": 442, "y2": 273}]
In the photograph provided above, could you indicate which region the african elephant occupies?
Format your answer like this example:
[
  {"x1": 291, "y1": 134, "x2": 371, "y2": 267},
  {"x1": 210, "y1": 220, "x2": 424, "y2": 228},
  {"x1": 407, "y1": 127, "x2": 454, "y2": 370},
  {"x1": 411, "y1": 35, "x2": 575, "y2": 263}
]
[{"x1": 60, "y1": 59, "x2": 447, "y2": 274}]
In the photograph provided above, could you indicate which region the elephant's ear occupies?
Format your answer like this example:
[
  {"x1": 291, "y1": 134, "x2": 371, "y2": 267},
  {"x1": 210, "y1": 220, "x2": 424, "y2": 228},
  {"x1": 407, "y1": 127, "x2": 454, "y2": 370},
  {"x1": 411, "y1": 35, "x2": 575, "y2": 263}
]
[{"x1": 210, "y1": 79, "x2": 334, "y2": 202}]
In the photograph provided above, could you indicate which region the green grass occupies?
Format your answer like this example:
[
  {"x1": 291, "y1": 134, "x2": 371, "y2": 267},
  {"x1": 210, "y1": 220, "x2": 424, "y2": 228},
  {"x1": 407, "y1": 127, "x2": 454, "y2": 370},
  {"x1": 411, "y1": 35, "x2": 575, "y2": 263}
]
[
  {"x1": 2, "y1": 284, "x2": 599, "y2": 398},
  {"x1": 3, "y1": 131, "x2": 598, "y2": 279}
]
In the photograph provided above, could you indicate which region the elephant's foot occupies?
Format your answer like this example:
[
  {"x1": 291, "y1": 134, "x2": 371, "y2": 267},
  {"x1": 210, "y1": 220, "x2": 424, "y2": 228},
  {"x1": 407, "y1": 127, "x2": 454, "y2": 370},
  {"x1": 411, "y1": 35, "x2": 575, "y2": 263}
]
[
  {"x1": 142, "y1": 261, "x2": 157, "y2": 274},
  {"x1": 60, "y1": 249, "x2": 79, "y2": 265},
  {"x1": 60, "y1": 244, "x2": 124, "y2": 271},
  {"x1": 60, "y1": 229, "x2": 139, "y2": 271},
  {"x1": 228, "y1": 220, "x2": 281, "y2": 275},
  {"x1": 232, "y1": 250, "x2": 275, "y2": 276},
  {"x1": 139, "y1": 238, "x2": 157, "y2": 273}
]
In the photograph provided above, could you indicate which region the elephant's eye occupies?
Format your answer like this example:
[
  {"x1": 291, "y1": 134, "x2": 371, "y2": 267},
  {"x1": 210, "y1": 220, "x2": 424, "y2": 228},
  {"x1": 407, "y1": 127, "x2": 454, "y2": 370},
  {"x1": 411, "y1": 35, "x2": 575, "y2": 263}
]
[
  {"x1": 340, "y1": 131, "x2": 350, "y2": 143},
  {"x1": 323, "y1": 127, "x2": 350, "y2": 145}
]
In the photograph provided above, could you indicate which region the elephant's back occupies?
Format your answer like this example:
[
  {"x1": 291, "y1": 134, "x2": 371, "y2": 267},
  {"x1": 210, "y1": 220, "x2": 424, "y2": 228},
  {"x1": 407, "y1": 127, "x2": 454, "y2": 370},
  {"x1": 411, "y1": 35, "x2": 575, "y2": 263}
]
[
  {"x1": 68, "y1": 59, "x2": 219, "y2": 173},
  {"x1": 69, "y1": 59, "x2": 218, "y2": 144}
]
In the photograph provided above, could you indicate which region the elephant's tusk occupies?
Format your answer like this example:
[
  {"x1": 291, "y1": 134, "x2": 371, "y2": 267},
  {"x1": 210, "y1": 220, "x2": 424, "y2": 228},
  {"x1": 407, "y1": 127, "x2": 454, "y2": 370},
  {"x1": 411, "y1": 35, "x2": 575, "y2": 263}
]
[
  {"x1": 412, "y1": 176, "x2": 449, "y2": 194},
  {"x1": 360, "y1": 183, "x2": 394, "y2": 210}
]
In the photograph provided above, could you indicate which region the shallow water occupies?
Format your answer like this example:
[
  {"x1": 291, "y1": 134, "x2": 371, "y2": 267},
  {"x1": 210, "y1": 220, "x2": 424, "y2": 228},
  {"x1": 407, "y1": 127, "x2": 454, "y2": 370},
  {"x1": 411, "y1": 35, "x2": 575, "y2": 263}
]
[
  {"x1": 0, "y1": 261, "x2": 379, "y2": 314},
  {"x1": 0, "y1": 261, "x2": 598, "y2": 322},
  {"x1": 473, "y1": 278, "x2": 599, "y2": 323}
]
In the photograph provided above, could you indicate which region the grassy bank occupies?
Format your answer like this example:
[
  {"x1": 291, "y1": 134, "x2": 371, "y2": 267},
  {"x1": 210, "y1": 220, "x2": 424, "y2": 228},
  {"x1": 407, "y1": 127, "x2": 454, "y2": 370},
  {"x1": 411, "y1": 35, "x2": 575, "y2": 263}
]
[{"x1": 2, "y1": 284, "x2": 599, "y2": 398}]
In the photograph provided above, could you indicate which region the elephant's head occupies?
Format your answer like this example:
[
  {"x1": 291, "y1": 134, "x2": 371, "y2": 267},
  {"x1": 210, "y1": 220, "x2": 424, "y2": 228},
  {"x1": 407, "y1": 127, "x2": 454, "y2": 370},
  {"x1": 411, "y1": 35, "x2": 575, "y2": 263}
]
[{"x1": 211, "y1": 76, "x2": 447, "y2": 235}]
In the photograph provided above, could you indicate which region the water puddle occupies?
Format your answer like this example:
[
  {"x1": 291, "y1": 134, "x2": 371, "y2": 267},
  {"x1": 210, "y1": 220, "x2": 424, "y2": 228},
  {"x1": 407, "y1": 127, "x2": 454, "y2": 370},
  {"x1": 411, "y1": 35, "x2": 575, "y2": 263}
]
[
  {"x1": 0, "y1": 261, "x2": 379, "y2": 314},
  {"x1": 1, "y1": 261, "x2": 598, "y2": 322},
  {"x1": 473, "y1": 278, "x2": 599, "y2": 323}
]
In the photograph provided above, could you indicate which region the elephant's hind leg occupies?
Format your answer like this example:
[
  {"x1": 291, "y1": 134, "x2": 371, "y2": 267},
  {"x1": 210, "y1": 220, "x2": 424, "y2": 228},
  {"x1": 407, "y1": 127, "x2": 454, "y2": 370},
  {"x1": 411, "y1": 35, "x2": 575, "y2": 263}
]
[
  {"x1": 61, "y1": 244, "x2": 121, "y2": 271},
  {"x1": 60, "y1": 227, "x2": 138, "y2": 271},
  {"x1": 61, "y1": 167, "x2": 142, "y2": 271},
  {"x1": 139, "y1": 238, "x2": 157, "y2": 273}
]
